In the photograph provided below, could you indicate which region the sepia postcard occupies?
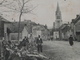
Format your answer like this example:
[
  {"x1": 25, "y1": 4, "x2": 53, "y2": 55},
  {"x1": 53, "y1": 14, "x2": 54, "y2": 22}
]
[{"x1": 0, "y1": 0, "x2": 80, "y2": 60}]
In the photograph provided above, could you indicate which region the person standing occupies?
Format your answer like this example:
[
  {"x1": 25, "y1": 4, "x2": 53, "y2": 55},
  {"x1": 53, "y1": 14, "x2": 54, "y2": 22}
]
[
  {"x1": 22, "y1": 36, "x2": 29, "y2": 50},
  {"x1": 36, "y1": 35, "x2": 43, "y2": 53},
  {"x1": 69, "y1": 35, "x2": 74, "y2": 46}
]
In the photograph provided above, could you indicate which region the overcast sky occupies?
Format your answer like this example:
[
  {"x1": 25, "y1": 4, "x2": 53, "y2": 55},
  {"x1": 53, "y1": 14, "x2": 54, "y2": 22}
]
[{"x1": 0, "y1": 0, "x2": 80, "y2": 28}]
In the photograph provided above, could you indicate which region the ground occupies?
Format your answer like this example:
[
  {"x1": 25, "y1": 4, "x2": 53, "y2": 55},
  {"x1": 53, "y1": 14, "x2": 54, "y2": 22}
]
[
  {"x1": 0, "y1": 40, "x2": 80, "y2": 60},
  {"x1": 43, "y1": 41, "x2": 80, "y2": 60}
]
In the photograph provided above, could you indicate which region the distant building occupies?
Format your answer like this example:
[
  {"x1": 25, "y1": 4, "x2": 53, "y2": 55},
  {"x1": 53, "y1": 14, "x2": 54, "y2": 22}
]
[
  {"x1": 71, "y1": 15, "x2": 80, "y2": 41},
  {"x1": 55, "y1": 2, "x2": 62, "y2": 29},
  {"x1": 59, "y1": 23, "x2": 72, "y2": 40},
  {"x1": 32, "y1": 25, "x2": 49, "y2": 40},
  {"x1": 53, "y1": 2, "x2": 62, "y2": 40},
  {"x1": 53, "y1": 30, "x2": 59, "y2": 39}
]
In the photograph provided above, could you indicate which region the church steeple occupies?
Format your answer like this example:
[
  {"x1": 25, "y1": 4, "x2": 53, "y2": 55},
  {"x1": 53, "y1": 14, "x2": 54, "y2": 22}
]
[
  {"x1": 56, "y1": 2, "x2": 60, "y2": 12},
  {"x1": 56, "y1": 2, "x2": 61, "y2": 19},
  {"x1": 55, "y1": 2, "x2": 62, "y2": 29}
]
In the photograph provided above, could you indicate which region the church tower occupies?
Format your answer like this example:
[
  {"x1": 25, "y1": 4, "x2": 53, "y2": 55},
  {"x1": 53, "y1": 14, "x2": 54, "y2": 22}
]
[{"x1": 55, "y1": 2, "x2": 62, "y2": 29}]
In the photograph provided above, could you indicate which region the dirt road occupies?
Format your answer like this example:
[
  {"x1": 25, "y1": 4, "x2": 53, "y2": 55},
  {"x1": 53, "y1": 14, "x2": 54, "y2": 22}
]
[{"x1": 43, "y1": 41, "x2": 80, "y2": 60}]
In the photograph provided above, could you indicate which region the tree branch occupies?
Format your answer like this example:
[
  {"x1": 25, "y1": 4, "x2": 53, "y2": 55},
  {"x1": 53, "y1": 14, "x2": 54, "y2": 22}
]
[
  {"x1": 23, "y1": 5, "x2": 38, "y2": 14},
  {"x1": 17, "y1": 0, "x2": 22, "y2": 10},
  {"x1": 2, "y1": 2, "x2": 13, "y2": 6},
  {"x1": 24, "y1": 0, "x2": 31, "y2": 4}
]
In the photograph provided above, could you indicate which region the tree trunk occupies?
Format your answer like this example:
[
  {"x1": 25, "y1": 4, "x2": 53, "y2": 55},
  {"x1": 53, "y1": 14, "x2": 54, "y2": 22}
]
[{"x1": 18, "y1": 12, "x2": 22, "y2": 41}]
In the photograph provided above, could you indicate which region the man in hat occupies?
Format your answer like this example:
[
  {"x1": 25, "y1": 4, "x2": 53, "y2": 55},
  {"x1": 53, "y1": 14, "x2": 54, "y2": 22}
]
[
  {"x1": 36, "y1": 35, "x2": 43, "y2": 53},
  {"x1": 21, "y1": 36, "x2": 29, "y2": 50}
]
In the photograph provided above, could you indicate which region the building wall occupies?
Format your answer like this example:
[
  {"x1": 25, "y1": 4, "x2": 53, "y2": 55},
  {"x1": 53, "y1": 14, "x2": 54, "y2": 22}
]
[
  {"x1": 32, "y1": 26, "x2": 49, "y2": 40},
  {"x1": 10, "y1": 33, "x2": 22, "y2": 40},
  {"x1": 32, "y1": 30, "x2": 42, "y2": 38},
  {"x1": 4, "y1": 23, "x2": 11, "y2": 41},
  {"x1": 53, "y1": 31, "x2": 59, "y2": 39},
  {"x1": 22, "y1": 27, "x2": 28, "y2": 39},
  {"x1": 55, "y1": 19, "x2": 62, "y2": 29},
  {"x1": 74, "y1": 22, "x2": 80, "y2": 41},
  {"x1": 32, "y1": 29, "x2": 37, "y2": 38},
  {"x1": 71, "y1": 18, "x2": 80, "y2": 41},
  {"x1": 0, "y1": 21, "x2": 4, "y2": 40}
]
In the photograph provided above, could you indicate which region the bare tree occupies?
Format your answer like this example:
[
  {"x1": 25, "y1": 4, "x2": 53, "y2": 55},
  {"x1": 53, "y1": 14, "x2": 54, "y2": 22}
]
[{"x1": 0, "y1": 0, "x2": 37, "y2": 41}]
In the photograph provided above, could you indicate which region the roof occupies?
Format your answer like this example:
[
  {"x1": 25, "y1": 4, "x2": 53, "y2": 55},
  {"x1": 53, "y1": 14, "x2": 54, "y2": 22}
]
[
  {"x1": 32, "y1": 25, "x2": 45, "y2": 31},
  {"x1": 0, "y1": 16, "x2": 10, "y2": 23},
  {"x1": 59, "y1": 24, "x2": 71, "y2": 32},
  {"x1": 60, "y1": 24, "x2": 68, "y2": 29},
  {"x1": 71, "y1": 15, "x2": 80, "y2": 25},
  {"x1": 7, "y1": 20, "x2": 48, "y2": 34},
  {"x1": 8, "y1": 22, "x2": 32, "y2": 33}
]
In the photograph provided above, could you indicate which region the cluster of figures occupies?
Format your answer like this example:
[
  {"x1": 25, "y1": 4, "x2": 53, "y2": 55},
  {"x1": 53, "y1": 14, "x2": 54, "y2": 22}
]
[{"x1": 1, "y1": 35, "x2": 44, "y2": 60}]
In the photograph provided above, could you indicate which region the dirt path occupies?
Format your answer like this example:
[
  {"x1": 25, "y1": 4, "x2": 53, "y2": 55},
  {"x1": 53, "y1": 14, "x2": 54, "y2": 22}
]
[{"x1": 43, "y1": 41, "x2": 80, "y2": 60}]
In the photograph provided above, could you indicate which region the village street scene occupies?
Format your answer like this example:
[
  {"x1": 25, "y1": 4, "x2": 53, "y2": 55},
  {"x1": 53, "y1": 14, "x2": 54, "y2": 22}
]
[{"x1": 0, "y1": 0, "x2": 80, "y2": 60}]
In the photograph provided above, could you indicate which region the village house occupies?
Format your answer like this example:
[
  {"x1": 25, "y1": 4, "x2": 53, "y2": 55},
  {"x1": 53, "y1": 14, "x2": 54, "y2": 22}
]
[
  {"x1": 3, "y1": 20, "x2": 32, "y2": 41},
  {"x1": 71, "y1": 14, "x2": 80, "y2": 41},
  {"x1": 8, "y1": 22, "x2": 32, "y2": 41},
  {"x1": 59, "y1": 23, "x2": 72, "y2": 40},
  {"x1": 3, "y1": 19, "x2": 50, "y2": 41},
  {"x1": 0, "y1": 16, "x2": 11, "y2": 40},
  {"x1": 32, "y1": 25, "x2": 49, "y2": 40}
]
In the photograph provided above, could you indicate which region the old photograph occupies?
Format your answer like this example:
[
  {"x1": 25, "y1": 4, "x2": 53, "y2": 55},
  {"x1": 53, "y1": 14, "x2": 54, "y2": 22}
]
[{"x1": 0, "y1": 0, "x2": 80, "y2": 60}]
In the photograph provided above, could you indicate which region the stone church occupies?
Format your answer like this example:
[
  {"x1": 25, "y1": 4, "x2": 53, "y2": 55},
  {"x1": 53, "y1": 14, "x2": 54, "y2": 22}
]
[{"x1": 53, "y1": 2, "x2": 62, "y2": 40}]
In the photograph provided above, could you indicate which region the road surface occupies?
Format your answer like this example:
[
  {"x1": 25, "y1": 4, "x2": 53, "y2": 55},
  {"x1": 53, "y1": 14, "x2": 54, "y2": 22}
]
[{"x1": 43, "y1": 41, "x2": 80, "y2": 60}]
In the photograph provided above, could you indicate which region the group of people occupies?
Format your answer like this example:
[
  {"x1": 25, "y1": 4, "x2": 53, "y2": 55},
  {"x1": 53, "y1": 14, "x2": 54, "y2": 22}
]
[
  {"x1": 1, "y1": 35, "x2": 43, "y2": 60},
  {"x1": 1, "y1": 35, "x2": 74, "y2": 60}
]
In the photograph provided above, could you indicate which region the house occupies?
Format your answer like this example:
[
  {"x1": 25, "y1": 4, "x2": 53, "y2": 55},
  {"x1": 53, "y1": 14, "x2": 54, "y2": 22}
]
[
  {"x1": 71, "y1": 14, "x2": 80, "y2": 41},
  {"x1": 22, "y1": 24, "x2": 30, "y2": 39},
  {"x1": 59, "y1": 23, "x2": 72, "y2": 40},
  {"x1": 4, "y1": 20, "x2": 32, "y2": 41},
  {"x1": 4, "y1": 20, "x2": 49, "y2": 41},
  {"x1": 8, "y1": 23, "x2": 32, "y2": 41},
  {"x1": 0, "y1": 16, "x2": 11, "y2": 40},
  {"x1": 32, "y1": 25, "x2": 49, "y2": 40}
]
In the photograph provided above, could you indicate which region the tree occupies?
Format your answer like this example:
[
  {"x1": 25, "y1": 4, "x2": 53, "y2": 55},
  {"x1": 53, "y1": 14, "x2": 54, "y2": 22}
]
[{"x1": 0, "y1": 0, "x2": 36, "y2": 41}]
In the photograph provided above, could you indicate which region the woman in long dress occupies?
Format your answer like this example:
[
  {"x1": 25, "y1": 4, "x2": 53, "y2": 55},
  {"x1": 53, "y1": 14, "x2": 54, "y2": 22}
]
[{"x1": 69, "y1": 35, "x2": 74, "y2": 46}]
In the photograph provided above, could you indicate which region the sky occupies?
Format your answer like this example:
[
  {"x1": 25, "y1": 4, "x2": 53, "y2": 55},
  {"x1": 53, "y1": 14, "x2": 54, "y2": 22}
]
[{"x1": 0, "y1": 0, "x2": 80, "y2": 28}]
